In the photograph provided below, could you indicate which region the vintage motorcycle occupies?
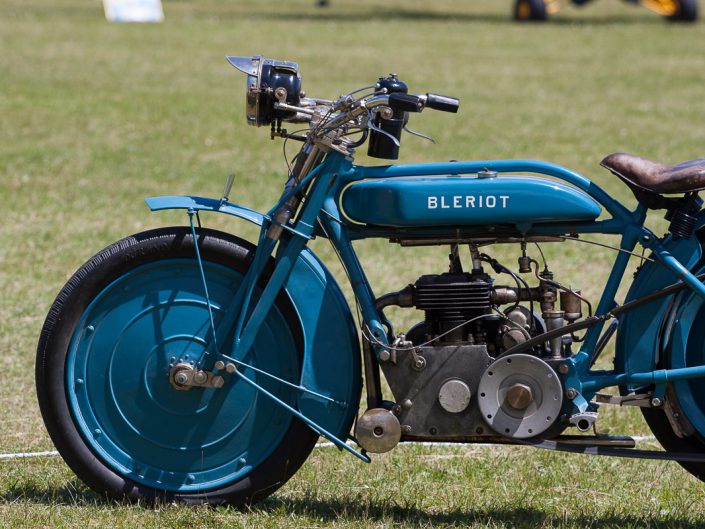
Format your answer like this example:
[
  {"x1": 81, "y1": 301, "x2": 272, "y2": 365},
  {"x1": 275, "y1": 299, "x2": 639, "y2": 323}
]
[{"x1": 36, "y1": 55, "x2": 705, "y2": 505}]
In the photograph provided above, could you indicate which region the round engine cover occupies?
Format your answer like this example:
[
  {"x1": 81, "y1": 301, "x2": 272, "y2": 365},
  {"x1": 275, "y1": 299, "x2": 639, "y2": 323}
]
[
  {"x1": 438, "y1": 378, "x2": 472, "y2": 413},
  {"x1": 355, "y1": 408, "x2": 401, "y2": 453},
  {"x1": 477, "y1": 354, "x2": 562, "y2": 439}
]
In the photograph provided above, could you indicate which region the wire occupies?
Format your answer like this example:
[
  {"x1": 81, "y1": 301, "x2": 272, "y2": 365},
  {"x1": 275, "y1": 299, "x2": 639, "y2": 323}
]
[
  {"x1": 361, "y1": 313, "x2": 500, "y2": 352},
  {"x1": 315, "y1": 216, "x2": 370, "y2": 341},
  {"x1": 342, "y1": 84, "x2": 377, "y2": 97},
  {"x1": 282, "y1": 126, "x2": 312, "y2": 178},
  {"x1": 560, "y1": 235, "x2": 655, "y2": 263},
  {"x1": 534, "y1": 242, "x2": 548, "y2": 270},
  {"x1": 480, "y1": 253, "x2": 535, "y2": 332},
  {"x1": 492, "y1": 307, "x2": 532, "y2": 341}
]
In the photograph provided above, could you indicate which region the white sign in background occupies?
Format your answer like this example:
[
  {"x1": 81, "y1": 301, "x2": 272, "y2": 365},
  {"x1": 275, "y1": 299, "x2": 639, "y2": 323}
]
[{"x1": 103, "y1": 0, "x2": 164, "y2": 23}]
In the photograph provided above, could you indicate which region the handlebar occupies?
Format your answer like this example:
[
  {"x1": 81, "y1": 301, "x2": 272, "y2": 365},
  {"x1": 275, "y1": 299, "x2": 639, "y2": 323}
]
[
  {"x1": 388, "y1": 93, "x2": 424, "y2": 113},
  {"x1": 322, "y1": 91, "x2": 460, "y2": 133},
  {"x1": 423, "y1": 93, "x2": 460, "y2": 113},
  {"x1": 388, "y1": 93, "x2": 460, "y2": 114}
]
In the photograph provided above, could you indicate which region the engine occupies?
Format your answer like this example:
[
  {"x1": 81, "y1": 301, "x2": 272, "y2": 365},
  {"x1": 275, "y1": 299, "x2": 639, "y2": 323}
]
[
  {"x1": 356, "y1": 244, "x2": 587, "y2": 454},
  {"x1": 413, "y1": 272, "x2": 493, "y2": 344}
]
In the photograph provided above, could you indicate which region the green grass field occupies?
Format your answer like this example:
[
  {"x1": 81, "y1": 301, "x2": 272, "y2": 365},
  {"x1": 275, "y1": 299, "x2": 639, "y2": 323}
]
[{"x1": 3, "y1": 0, "x2": 705, "y2": 526}]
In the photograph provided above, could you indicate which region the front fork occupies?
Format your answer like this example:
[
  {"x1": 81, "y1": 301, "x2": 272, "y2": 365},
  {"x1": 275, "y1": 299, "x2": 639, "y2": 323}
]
[{"x1": 172, "y1": 150, "x2": 372, "y2": 461}]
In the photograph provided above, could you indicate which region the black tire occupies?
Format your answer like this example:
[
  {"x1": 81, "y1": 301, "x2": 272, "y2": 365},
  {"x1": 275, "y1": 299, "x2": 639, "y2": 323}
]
[
  {"x1": 642, "y1": 404, "x2": 705, "y2": 481},
  {"x1": 36, "y1": 227, "x2": 319, "y2": 506},
  {"x1": 514, "y1": 0, "x2": 548, "y2": 21},
  {"x1": 668, "y1": 0, "x2": 698, "y2": 22},
  {"x1": 639, "y1": 267, "x2": 705, "y2": 481}
]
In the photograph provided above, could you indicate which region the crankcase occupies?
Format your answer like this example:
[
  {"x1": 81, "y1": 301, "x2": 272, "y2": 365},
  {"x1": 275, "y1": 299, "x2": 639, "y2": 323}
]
[
  {"x1": 380, "y1": 345, "x2": 493, "y2": 439},
  {"x1": 339, "y1": 175, "x2": 601, "y2": 228}
]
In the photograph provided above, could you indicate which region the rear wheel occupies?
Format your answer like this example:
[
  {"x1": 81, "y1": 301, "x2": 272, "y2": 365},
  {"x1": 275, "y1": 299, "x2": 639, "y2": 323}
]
[
  {"x1": 643, "y1": 291, "x2": 705, "y2": 481},
  {"x1": 514, "y1": 0, "x2": 548, "y2": 21},
  {"x1": 670, "y1": 0, "x2": 698, "y2": 22},
  {"x1": 36, "y1": 227, "x2": 318, "y2": 505}
]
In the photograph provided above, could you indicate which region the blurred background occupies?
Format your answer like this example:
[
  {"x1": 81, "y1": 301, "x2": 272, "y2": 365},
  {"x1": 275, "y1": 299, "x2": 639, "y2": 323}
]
[{"x1": 2, "y1": 0, "x2": 705, "y2": 526}]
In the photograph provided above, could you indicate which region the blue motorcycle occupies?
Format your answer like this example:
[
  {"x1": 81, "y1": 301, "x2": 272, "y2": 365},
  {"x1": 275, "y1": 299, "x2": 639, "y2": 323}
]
[{"x1": 36, "y1": 55, "x2": 705, "y2": 505}]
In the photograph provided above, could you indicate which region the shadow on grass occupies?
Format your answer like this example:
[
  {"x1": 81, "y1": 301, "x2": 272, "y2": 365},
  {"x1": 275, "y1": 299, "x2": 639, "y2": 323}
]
[
  {"x1": 261, "y1": 496, "x2": 704, "y2": 528},
  {"x1": 1, "y1": 479, "x2": 110, "y2": 507},
  {"x1": 244, "y1": 8, "x2": 667, "y2": 26},
  {"x1": 5, "y1": 483, "x2": 704, "y2": 527}
]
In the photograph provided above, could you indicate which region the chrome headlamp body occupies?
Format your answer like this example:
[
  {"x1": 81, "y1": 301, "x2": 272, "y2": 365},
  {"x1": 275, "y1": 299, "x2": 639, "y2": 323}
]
[{"x1": 226, "y1": 55, "x2": 302, "y2": 127}]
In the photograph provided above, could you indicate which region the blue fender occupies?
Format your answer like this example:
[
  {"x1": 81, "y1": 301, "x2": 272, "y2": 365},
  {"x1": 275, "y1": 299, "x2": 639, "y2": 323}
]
[
  {"x1": 145, "y1": 195, "x2": 362, "y2": 440},
  {"x1": 615, "y1": 216, "x2": 705, "y2": 394}
]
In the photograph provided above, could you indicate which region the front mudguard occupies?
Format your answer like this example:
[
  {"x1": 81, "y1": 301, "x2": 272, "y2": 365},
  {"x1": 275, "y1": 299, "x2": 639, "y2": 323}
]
[
  {"x1": 145, "y1": 195, "x2": 361, "y2": 441},
  {"x1": 615, "y1": 216, "x2": 705, "y2": 394}
]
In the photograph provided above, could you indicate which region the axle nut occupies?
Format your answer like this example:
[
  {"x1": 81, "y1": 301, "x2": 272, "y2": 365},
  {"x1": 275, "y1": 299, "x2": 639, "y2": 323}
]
[{"x1": 505, "y1": 383, "x2": 533, "y2": 410}]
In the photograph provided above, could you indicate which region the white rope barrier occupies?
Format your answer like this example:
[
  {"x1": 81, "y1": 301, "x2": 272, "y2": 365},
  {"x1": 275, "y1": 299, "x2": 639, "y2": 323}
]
[{"x1": 0, "y1": 450, "x2": 59, "y2": 460}]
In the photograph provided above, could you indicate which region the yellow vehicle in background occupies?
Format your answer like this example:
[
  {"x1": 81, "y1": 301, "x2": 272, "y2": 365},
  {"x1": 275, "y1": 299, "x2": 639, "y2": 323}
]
[
  {"x1": 316, "y1": 0, "x2": 698, "y2": 22},
  {"x1": 513, "y1": 0, "x2": 697, "y2": 22}
]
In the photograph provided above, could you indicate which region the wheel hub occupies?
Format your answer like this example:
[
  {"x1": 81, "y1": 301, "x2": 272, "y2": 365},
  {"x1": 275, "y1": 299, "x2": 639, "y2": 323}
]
[{"x1": 169, "y1": 362, "x2": 225, "y2": 390}]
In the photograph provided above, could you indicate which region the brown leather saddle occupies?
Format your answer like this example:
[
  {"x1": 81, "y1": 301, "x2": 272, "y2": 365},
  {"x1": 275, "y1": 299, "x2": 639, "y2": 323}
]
[
  {"x1": 601, "y1": 153, "x2": 705, "y2": 198},
  {"x1": 602, "y1": 153, "x2": 705, "y2": 238}
]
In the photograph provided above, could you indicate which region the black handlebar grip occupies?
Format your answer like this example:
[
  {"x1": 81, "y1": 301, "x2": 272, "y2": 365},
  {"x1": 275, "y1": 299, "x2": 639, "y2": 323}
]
[
  {"x1": 388, "y1": 92, "x2": 423, "y2": 113},
  {"x1": 425, "y1": 93, "x2": 460, "y2": 113}
]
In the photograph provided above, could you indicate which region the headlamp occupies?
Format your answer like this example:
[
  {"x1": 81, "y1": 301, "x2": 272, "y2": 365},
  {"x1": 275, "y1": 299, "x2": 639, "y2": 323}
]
[{"x1": 226, "y1": 55, "x2": 302, "y2": 127}]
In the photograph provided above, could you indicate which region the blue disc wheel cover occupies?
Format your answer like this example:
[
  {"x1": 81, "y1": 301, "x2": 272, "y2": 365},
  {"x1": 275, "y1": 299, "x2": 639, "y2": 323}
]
[
  {"x1": 671, "y1": 277, "x2": 705, "y2": 439},
  {"x1": 66, "y1": 259, "x2": 298, "y2": 492}
]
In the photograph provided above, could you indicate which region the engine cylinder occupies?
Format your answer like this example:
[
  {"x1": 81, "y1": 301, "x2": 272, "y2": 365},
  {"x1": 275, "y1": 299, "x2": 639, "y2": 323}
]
[{"x1": 414, "y1": 272, "x2": 492, "y2": 341}]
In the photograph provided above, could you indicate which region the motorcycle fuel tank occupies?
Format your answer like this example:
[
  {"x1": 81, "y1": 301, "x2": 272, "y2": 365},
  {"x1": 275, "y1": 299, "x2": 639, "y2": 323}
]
[{"x1": 339, "y1": 175, "x2": 601, "y2": 228}]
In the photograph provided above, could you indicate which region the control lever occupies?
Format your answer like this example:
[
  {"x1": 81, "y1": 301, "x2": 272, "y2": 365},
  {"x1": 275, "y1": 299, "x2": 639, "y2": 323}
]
[
  {"x1": 368, "y1": 113, "x2": 401, "y2": 147},
  {"x1": 403, "y1": 125, "x2": 435, "y2": 144}
]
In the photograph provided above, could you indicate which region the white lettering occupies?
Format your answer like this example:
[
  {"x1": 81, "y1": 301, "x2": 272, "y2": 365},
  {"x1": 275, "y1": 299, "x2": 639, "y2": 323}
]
[{"x1": 426, "y1": 194, "x2": 509, "y2": 209}]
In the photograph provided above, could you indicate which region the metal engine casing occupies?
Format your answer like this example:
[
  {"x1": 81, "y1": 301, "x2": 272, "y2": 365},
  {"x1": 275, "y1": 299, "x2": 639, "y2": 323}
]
[{"x1": 381, "y1": 344, "x2": 493, "y2": 439}]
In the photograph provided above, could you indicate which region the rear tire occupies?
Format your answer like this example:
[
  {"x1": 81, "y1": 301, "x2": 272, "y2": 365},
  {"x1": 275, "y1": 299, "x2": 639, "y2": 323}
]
[
  {"x1": 642, "y1": 289, "x2": 705, "y2": 481},
  {"x1": 36, "y1": 227, "x2": 318, "y2": 505},
  {"x1": 643, "y1": 405, "x2": 705, "y2": 481},
  {"x1": 669, "y1": 0, "x2": 698, "y2": 22},
  {"x1": 514, "y1": 0, "x2": 548, "y2": 21}
]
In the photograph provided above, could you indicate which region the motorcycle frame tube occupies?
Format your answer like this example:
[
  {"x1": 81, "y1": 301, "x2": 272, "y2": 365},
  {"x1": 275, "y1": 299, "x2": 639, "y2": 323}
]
[{"x1": 151, "y1": 151, "x2": 705, "y2": 441}]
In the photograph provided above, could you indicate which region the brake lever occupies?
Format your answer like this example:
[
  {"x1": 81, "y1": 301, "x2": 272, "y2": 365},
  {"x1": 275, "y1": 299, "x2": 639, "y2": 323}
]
[
  {"x1": 403, "y1": 125, "x2": 435, "y2": 144},
  {"x1": 367, "y1": 112, "x2": 401, "y2": 147}
]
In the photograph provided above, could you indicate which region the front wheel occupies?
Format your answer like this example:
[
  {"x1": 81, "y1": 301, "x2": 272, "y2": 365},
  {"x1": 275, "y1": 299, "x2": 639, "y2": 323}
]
[{"x1": 36, "y1": 227, "x2": 318, "y2": 505}]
